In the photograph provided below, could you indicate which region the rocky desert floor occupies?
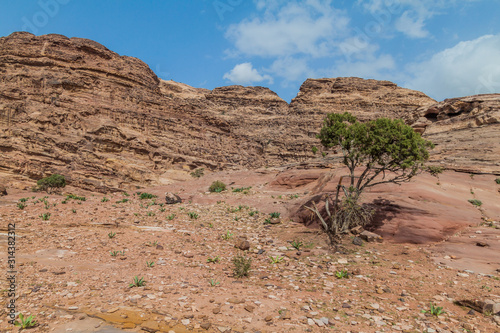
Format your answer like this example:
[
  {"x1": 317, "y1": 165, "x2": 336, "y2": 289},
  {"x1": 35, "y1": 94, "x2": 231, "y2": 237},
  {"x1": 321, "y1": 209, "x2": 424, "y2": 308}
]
[{"x1": 0, "y1": 168, "x2": 499, "y2": 333}]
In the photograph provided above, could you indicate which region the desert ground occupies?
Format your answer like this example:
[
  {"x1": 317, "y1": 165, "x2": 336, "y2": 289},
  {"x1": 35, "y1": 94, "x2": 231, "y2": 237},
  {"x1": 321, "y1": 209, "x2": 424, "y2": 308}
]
[{"x1": 1, "y1": 166, "x2": 499, "y2": 333}]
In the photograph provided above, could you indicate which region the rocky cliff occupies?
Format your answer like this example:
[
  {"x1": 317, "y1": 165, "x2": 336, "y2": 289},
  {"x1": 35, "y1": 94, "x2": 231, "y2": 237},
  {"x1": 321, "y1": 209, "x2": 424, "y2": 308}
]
[
  {"x1": 409, "y1": 94, "x2": 500, "y2": 174},
  {"x1": 0, "y1": 32, "x2": 497, "y2": 192}
]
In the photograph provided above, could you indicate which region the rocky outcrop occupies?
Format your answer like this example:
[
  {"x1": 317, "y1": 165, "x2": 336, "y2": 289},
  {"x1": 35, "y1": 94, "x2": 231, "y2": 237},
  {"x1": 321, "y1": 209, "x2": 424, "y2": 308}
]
[
  {"x1": 409, "y1": 94, "x2": 500, "y2": 174},
  {"x1": 1, "y1": 32, "x2": 496, "y2": 192}
]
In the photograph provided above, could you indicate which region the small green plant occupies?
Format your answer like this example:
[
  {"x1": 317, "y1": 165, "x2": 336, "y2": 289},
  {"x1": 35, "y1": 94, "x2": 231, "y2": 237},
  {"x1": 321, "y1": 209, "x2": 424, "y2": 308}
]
[
  {"x1": 335, "y1": 270, "x2": 349, "y2": 279},
  {"x1": 101, "y1": 197, "x2": 109, "y2": 202},
  {"x1": 138, "y1": 192, "x2": 156, "y2": 200},
  {"x1": 208, "y1": 222, "x2": 214, "y2": 228},
  {"x1": 209, "y1": 180, "x2": 226, "y2": 193},
  {"x1": 187, "y1": 212, "x2": 199, "y2": 219},
  {"x1": 248, "y1": 210, "x2": 258, "y2": 217},
  {"x1": 291, "y1": 240, "x2": 303, "y2": 250},
  {"x1": 221, "y1": 231, "x2": 233, "y2": 240},
  {"x1": 495, "y1": 178, "x2": 500, "y2": 184},
  {"x1": 269, "y1": 212, "x2": 281, "y2": 218},
  {"x1": 159, "y1": 208, "x2": 166, "y2": 212},
  {"x1": 71, "y1": 209, "x2": 76, "y2": 213},
  {"x1": 421, "y1": 302, "x2": 445, "y2": 316},
  {"x1": 146, "y1": 241, "x2": 159, "y2": 247},
  {"x1": 468, "y1": 199, "x2": 482, "y2": 207},
  {"x1": 108, "y1": 232, "x2": 116, "y2": 239},
  {"x1": 147, "y1": 211, "x2": 155, "y2": 217},
  {"x1": 129, "y1": 276, "x2": 146, "y2": 288},
  {"x1": 17, "y1": 203, "x2": 26, "y2": 210},
  {"x1": 208, "y1": 278, "x2": 220, "y2": 286},
  {"x1": 264, "y1": 218, "x2": 272, "y2": 225},
  {"x1": 269, "y1": 255, "x2": 283, "y2": 264},
  {"x1": 190, "y1": 168, "x2": 205, "y2": 178},
  {"x1": 311, "y1": 146, "x2": 318, "y2": 154},
  {"x1": 166, "y1": 213, "x2": 176, "y2": 220},
  {"x1": 232, "y1": 186, "x2": 252, "y2": 193},
  {"x1": 233, "y1": 255, "x2": 252, "y2": 278},
  {"x1": 14, "y1": 313, "x2": 37, "y2": 329},
  {"x1": 146, "y1": 261, "x2": 155, "y2": 268},
  {"x1": 234, "y1": 217, "x2": 239, "y2": 221},
  {"x1": 481, "y1": 285, "x2": 492, "y2": 292},
  {"x1": 39, "y1": 213, "x2": 51, "y2": 221},
  {"x1": 110, "y1": 250, "x2": 120, "y2": 257},
  {"x1": 19, "y1": 197, "x2": 28, "y2": 203},
  {"x1": 66, "y1": 194, "x2": 86, "y2": 201},
  {"x1": 116, "y1": 198, "x2": 129, "y2": 204},
  {"x1": 427, "y1": 165, "x2": 444, "y2": 177},
  {"x1": 289, "y1": 194, "x2": 299, "y2": 199},
  {"x1": 207, "y1": 256, "x2": 221, "y2": 263}
]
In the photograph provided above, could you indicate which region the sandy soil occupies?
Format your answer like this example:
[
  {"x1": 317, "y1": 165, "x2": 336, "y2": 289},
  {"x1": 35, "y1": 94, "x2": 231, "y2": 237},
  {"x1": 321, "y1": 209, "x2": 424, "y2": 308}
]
[{"x1": 0, "y1": 170, "x2": 499, "y2": 333}]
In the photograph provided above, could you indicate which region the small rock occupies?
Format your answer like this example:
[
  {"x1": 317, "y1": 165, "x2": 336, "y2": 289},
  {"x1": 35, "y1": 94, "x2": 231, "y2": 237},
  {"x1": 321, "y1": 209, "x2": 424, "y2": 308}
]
[
  {"x1": 342, "y1": 303, "x2": 351, "y2": 309},
  {"x1": 476, "y1": 242, "x2": 489, "y2": 247},
  {"x1": 360, "y1": 230, "x2": 383, "y2": 243},
  {"x1": 181, "y1": 319, "x2": 190, "y2": 326},
  {"x1": 314, "y1": 318, "x2": 325, "y2": 327},
  {"x1": 352, "y1": 237, "x2": 364, "y2": 246},
  {"x1": 264, "y1": 315, "x2": 273, "y2": 322},
  {"x1": 244, "y1": 305, "x2": 255, "y2": 313},
  {"x1": 165, "y1": 192, "x2": 182, "y2": 204},
  {"x1": 234, "y1": 238, "x2": 250, "y2": 251},
  {"x1": 213, "y1": 307, "x2": 221, "y2": 314},
  {"x1": 200, "y1": 322, "x2": 211, "y2": 330}
]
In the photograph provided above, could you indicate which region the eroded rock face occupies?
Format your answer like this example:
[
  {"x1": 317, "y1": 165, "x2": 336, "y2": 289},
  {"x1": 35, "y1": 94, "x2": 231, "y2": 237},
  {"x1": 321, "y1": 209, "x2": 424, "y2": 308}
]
[
  {"x1": 409, "y1": 94, "x2": 500, "y2": 174},
  {"x1": 2, "y1": 32, "x2": 492, "y2": 192}
]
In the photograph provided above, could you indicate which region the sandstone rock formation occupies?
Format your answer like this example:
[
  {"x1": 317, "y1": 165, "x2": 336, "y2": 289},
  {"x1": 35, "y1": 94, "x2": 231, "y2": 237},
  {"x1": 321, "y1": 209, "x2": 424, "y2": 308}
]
[
  {"x1": 0, "y1": 32, "x2": 497, "y2": 192},
  {"x1": 409, "y1": 94, "x2": 500, "y2": 174}
]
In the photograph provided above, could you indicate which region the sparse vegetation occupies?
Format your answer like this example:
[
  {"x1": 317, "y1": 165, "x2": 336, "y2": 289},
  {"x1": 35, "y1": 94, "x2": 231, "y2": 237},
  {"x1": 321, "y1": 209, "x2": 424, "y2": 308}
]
[
  {"x1": 116, "y1": 198, "x2": 129, "y2": 204},
  {"x1": 335, "y1": 270, "x2": 349, "y2": 279},
  {"x1": 232, "y1": 186, "x2": 252, "y2": 193},
  {"x1": 187, "y1": 212, "x2": 199, "y2": 219},
  {"x1": 36, "y1": 174, "x2": 66, "y2": 193},
  {"x1": 101, "y1": 197, "x2": 109, "y2": 202},
  {"x1": 427, "y1": 165, "x2": 444, "y2": 177},
  {"x1": 269, "y1": 255, "x2": 283, "y2": 264},
  {"x1": 39, "y1": 213, "x2": 51, "y2": 221},
  {"x1": 209, "y1": 180, "x2": 226, "y2": 193},
  {"x1": 207, "y1": 256, "x2": 221, "y2": 263},
  {"x1": 17, "y1": 202, "x2": 26, "y2": 210},
  {"x1": 221, "y1": 231, "x2": 233, "y2": 240},
  {"x1": 208, "y1": 278, "x2": 220, "y2": 286},
  {"x1": 146, "y1": 261, "x2": 155, "y2": 268},
  {"x1": 166, "y1": 213, "x2": 176, "y2": 220},
  {"x1": 138, "y1": 192, "x2": 156, "y2": 200},
  {"x1": 422, "y1": 302, "x2": 445, "y2": 316},
  {"x1": 190, "y1": 168, "x2": 205, "y2": 178},
  {"x1": 495, "y1": 178, "x2": 500, "y2": 184},
  {"x1": 108, "y1": 232, "x2": 116, "y2": 239},
  {"x1": 468, "y1": 199, "x2": 482, "y2": 207},
  {"x1": 291, "y1": 240, "x2": 303, "y2": 250},
  {"x1": 14, "y1": 313, "x2": 37, "y2": 329},
  {"x1": 269, "y1": 212, "x2": 281, "y2": 218},
  {"x1": 311, "y1": 146, "x2": 318, "y2": 154},
  {"x1": 129, "y1": 276, "x2": 146, "y2": 288},
  {"x1": 233, "y1": 255, "x2": 251, "y2": 278}
]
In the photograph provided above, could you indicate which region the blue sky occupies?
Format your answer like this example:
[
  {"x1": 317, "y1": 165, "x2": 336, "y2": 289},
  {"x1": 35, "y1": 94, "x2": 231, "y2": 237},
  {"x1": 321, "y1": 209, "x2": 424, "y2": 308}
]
[{"x1": 1, "y1": 0, "x2": 499, "y2": 102}]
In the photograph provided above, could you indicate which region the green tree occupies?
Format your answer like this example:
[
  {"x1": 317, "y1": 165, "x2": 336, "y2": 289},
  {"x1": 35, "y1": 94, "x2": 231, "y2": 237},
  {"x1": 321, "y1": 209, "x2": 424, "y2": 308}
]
[
  {"x1": 36, "y1": 174, "x2": 66, "y2": 193},
  {"x1": 307, "y1": 112, "x2": 433, "y2": 244}
]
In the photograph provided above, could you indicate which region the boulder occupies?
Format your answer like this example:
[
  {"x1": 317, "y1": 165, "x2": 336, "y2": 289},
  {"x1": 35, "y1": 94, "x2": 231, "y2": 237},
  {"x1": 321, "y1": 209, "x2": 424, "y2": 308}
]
[{"x1": 360, "y1": 230, "x2": 383, "y2": 243}]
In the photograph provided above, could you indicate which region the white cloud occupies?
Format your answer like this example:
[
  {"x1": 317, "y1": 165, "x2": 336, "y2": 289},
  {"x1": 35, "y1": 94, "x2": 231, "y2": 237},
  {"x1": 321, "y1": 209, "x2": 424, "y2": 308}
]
[
  {"x1": 332, "y1": 53, "x2": 396, "y2": 79},
  {"x1": 223, "y1": 62, "x2": 273, "y2": 85},
  {"x1": 395, "y1": 10, "x2": 428, "y2": 38},
  {"x1": 405, "y1": 34, "x2": 500, "y2": 100},
  {"x1": 357, "y1": 0, "x2": 475, "y2": 39},
  {"x1": 225, "y1": 0, "x2": 350, "y2": 57},
  {"x1": 268, "y1": 57, "x2": 315, "y2": 81}
]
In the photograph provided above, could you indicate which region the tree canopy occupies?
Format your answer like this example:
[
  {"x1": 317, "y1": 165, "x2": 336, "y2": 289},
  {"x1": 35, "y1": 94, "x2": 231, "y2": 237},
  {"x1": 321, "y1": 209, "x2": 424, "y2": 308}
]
[{"x1": 318, "y1": 112, "x2": 434, "y2": 196}]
